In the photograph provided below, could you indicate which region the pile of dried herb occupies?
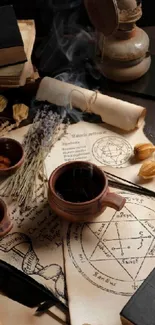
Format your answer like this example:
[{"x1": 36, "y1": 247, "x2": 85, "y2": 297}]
[{"x1": 1, "y1": 105, "x2": 68, "y2": 210}]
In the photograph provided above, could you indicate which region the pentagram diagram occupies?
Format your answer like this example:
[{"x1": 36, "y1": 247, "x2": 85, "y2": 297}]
[
  {"x1": 92, "y1": 136, "x2": 132, "y2": 167},
  {"x1": 67, "y1": 194, "x2": 155, "y2": 296}
]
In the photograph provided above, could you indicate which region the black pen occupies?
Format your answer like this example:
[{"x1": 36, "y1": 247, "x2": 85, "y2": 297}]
[
  {"x1": 36, "y1": 299, "x2": 68, "y2": 314},
  {"x1": 36, "y1": 300, "x2": 56, "y2": 314}
]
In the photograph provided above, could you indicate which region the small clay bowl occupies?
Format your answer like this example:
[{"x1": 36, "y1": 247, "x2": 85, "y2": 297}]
[
  {"x1": 48, "y1": 161, "x2": 125, "y2": 223},
  {"x1": 0, "y1": 198, "x2": 13, "y2": 237},
  {"x1": 0, "y1": 138, "x2": 24, "y2": 177}
]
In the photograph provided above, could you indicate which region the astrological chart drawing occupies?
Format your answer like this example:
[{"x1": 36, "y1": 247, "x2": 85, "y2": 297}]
[
  {"x1": 92, "y1": 136, "x2": 132, "y2": 167},
  {"x1": 67, "y1": 192, "x2": 155, "y2": 296},
  {"x1": 0, "y1": 198, "x2": 67, "y2": 305}
]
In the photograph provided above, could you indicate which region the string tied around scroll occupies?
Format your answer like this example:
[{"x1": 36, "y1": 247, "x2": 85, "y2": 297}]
[{"x1": 68, "y1": 89, "x2": 100, "y2": 113}]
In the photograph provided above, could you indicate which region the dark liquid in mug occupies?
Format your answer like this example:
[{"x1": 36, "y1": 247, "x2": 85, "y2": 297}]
[
  {"x1": 0, "y1": 205, "x2": 4, "y2": 222},
  {"x1": 55, "y1": 167, "x2": 104, "y2": 203}
]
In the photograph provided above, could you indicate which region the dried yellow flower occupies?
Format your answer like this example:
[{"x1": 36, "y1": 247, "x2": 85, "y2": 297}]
[
  {"x1": 13, "y1": 103, "x2": 29, "y2": 125},
  {"x1": 134, "y1": 143, "x2": 155, "y2": 160},
  {"x1": 138, "y1": 161, "x2": 155, "y2": 179},
  {"x1": 0, "y1": 95, "x2": 8, "y2": 112}
]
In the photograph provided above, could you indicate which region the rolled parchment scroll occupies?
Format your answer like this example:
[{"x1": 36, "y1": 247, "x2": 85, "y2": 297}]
[{"x1": 36, "y1": 77, "x2": 146, "y2": 131}]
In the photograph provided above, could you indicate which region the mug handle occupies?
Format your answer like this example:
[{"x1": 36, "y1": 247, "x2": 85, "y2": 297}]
[{"x1": 102, "y1": 192, "x2": 126, "y2": 211}]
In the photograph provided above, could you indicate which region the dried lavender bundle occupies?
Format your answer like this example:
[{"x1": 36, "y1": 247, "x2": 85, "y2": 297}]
[
  {"x1": 1, "y1": 106, "x2": 68, "y2": 210},
  {"x1": 0, "y1": 121, "x2": 9, "y2": 132},
  {"x1": 0, "y1": 121, "x2": 18, "y2": 137}
]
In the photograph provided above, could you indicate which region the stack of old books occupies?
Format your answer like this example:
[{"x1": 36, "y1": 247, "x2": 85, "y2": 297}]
[{"x1": 0, "y1": 5, "x2": 36, "y2": 88}]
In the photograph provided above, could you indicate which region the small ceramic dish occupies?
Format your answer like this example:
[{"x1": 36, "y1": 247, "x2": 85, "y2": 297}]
[
  {"x1": 0, "y1": 138, "x2": 24, "y2": 176},
  {"x1": 0, "y1": 198, "x2": 13, "y2": 237}
]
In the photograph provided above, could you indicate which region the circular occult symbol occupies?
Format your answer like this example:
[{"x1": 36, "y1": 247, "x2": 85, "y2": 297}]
[
  {"x1": 92, "y1": 136, "x2": 132, "y2": 167},
  {"x1": 67, "y1": 195, "x2": 155, "y2": 296}
]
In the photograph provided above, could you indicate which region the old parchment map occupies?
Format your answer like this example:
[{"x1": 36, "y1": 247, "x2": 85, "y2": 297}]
[
  {"x1": 0, "y1": 197, "x2": 66, "y2": 305},
  {"x1": 1, "y1": 120, "x2": 154, "y2": 325},
  {"x1": 45, "y1": 121, "x2": 135, "y2": 178},
  {"x1": 64, "y1": 191, "x2": 155, "y2": 325},
  {"x1": 46, "y1": 120, "x2": 155, "y2": 193}
]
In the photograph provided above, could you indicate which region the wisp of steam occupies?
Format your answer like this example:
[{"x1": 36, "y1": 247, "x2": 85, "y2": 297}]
[{"x1": 35, "y1": 2, "x2": 99, "y2": 193}]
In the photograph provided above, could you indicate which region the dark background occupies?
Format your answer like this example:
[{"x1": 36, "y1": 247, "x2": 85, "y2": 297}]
[{"x1": 0, "y1": 0, "x2": 154, "y2": 36}]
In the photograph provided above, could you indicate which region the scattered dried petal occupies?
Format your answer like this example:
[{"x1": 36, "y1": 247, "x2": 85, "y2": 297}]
[
  {"x1": 138, "y1": 160, "x2": 155, "y2": 179},
  {"x1": 134, "y1": 143, "x2": 155, "y2": 160},
  {"x1": 13, "y1": 103, "x2": 29, "y2": 125},
  {"x1": 0, "y1": 95, "x2": 8, "y2": 112}
]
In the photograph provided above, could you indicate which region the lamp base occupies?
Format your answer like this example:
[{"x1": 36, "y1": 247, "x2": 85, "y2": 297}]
[
  {"x1": 100, "y1": 54, "x2": 155, "y2": 100},
  {"x1": 97, "y1": 25, "x2": 151, "y2": 82},
  {"x1": 97, "y1": 55, "x2": 151, "y2": 82}
]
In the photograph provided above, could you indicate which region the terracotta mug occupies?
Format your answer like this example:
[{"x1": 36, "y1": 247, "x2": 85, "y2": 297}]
[
  {"x1": 0, "y1": 198, "x2": 13, "y2": 237},
  {"x1": 48, "y1": 161, "x2": 126, "y2": 223}
]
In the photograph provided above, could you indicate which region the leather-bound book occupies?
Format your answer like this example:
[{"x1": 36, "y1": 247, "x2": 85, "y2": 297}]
[
  {"x1": 0, "y1": 5, "x2": 27, "y2": 67},
  {"x1": 120, "y1": 268, "x2": 155, "y2": 325},
  {"x1": 0, "y1": 20, "x2": 36, "y2": 88}
]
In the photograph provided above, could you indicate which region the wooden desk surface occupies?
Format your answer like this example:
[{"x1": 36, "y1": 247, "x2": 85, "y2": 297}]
[
  {"x1": 1, "y1": 26, "x2": 155, "y2": 325},
  {"x1": 0, "y1": 294, "x2": 67, "y2": 325}
]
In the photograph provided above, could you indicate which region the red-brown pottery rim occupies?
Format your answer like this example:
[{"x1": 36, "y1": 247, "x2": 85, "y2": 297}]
[{"x1": 48, "y1": 161, "x2": 108, "y2": 206}]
